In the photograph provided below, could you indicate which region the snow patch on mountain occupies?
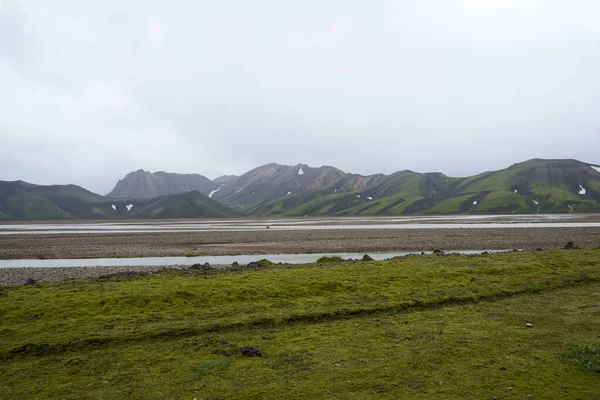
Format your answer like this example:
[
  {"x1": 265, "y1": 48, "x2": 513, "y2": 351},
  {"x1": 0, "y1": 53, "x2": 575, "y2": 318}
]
[{"x1": 208, "y1": 186, "x2": 221, "y2": 198}]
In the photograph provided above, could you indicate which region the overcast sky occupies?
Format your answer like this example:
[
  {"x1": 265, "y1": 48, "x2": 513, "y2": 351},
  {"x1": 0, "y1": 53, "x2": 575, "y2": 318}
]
[{"x1": 1, "y1": 0, "x2": 599, "y2": 194}]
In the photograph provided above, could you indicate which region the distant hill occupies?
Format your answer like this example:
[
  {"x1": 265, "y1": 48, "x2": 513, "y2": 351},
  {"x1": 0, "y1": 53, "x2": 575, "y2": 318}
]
[
  {"x1": 0, "y1": 181, "x2": 237, "y2": 220},
  {"x1": 211, "y1": 163, "x2": 345, "y2": 210},
  {"x1": 107, "y1": 170, "x2": 218, "y2": 199},
  {"x1": 3, "y1": 158, "x2": 599, "y2": 220},
  {"x1": 245, "y1": 159, "x2": 600, "y2": 216}
]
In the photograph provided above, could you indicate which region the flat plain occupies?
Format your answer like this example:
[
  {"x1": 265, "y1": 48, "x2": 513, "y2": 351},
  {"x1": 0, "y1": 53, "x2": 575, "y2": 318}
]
[
  {"x1": 1, "y1": 218, "x2": 600, "y2": 399},
  {"x1": 1, "y1": 249, "x2": 600, "y2": 399}
]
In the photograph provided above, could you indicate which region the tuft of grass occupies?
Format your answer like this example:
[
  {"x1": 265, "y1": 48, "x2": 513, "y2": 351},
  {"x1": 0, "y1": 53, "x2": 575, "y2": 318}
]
[
  {"x1": 316, "y1": 256, "x2": 346, "y2": 263},
  {"x1": 191, "y1": 359, "x2": 230, "y2": 378},
  {"x1": 560, "y1": 343, "x2": 600, "y2": 373}
]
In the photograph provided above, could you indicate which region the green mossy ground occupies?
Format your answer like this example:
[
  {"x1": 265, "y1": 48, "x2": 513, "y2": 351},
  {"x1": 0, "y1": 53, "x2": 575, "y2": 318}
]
[{"x1": 2, "y1": 249, "x2": 600, "y2": 399}]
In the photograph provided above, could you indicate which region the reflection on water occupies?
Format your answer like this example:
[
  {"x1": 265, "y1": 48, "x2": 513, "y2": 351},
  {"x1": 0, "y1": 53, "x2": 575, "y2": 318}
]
[
  {"x1": 1, "y1": 214, "x2": 599, "y2": 235},
  {"x1": 0, "y1": 250, "x2": 509, "y2": 269}
]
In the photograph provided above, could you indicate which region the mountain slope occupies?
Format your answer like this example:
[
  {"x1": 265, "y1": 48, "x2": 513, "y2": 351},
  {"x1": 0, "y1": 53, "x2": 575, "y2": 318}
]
[
  {"x1": 245, "y1": 159, "x2": 600, "y2": 216},
  {"x1": 434, "y1": 158, "x2": 600, "y2": 214},
  {"x1": 108, "y1": 170, "x2": 218, "y2": 199},
  {"x1": 0, "y1": 181, "x2": 237, "y2": 220},
  {"x1": 211, "y1": 163, "x2": 345, "y2": 210}
]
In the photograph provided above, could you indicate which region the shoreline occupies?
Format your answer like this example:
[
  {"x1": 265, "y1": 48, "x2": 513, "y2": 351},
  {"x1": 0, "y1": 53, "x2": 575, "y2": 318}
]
[{"x1": 1, "y1": 226, "x2": 599, "y2": 260}]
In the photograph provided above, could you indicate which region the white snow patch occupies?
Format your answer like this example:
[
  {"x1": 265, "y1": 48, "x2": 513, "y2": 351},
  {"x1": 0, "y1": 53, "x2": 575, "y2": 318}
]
[
  {"x1": 126, "y1": 204, "x2": 133, "y2": 211},
  {"x1": 287, "y1": 191, "x2": 291, "y2": 195},
  {"x1": 111, "y1": 204, "x2": 116, "y2": 211},
  {"x1": 433, "y1": 191, "x2": 437, "y2": 194},
  {"x1": 472, "y1": 201, "x2": 477, "y2": 205},
  {"x1": 514, "y1": 189, "x2": 518, "y2": 193},
  {"x1": 334, "y1": 189, "x2": 337, "y2": 192},
  {"x1": 235, "y1": 188, "x2": 243, "y2": 194},
  {"x1": 298, "y1": 168, "x2": 304, "y2": 176},
  {"x1": 208, "y1": 186, "x2": 221, "y2": 198},
  {"x1": 532, "y1": 199, "x2": 539, "y2": 205},
  {"x1": 591, "y1": 166, "x2": 600, "y2": 173},
  {"x1": 367, "y1": 196, "x2": 373, "y2": 200},
  {"x1": 579, "y1": 185, "x2": 586, "y2": 195},
  {"x1": 356, "y1": 195, "x2": 361, "y2": 198}
]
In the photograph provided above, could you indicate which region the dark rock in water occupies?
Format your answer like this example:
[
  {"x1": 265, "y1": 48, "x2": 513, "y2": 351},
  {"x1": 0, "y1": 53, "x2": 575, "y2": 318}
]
[
  {"x1": 246, "y1": 262, "x2": 261, "y2": 268},
  {"x1": 240, "y1": 346, "x2": 262, "y2": 357},
  {"x1": 481, "y1": 251, "x2": 490, "y2": 255},
  {"x1": 421, "y1": 252, "x2": 425, "y2": 255},
  {"x1": 361, "y1": 254, "x2": 374, "y2": 261},
  {"x1": 25, "y1": 277, "x2": 37, "y2": 285},
  {"x1": 564, "y1": 241, "x2": 575, "y2": 249},
  {"x1": 266, "y1": 226, "x2": 270, "y2": 229},
  {"x1": 232, "y1": 261, "x2": 239, "y2": 268},
  {"x1": 433, "y1": 249, "x2": 445, "y2": 256}
]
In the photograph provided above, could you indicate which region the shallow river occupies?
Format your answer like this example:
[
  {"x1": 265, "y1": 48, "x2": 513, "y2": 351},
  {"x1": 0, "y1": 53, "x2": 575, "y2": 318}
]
[
  {"x1": 1, "y1": 214, "x2": 599, "y2": 235},
  {"x1": 0, "y1": 250, "x2": 508, "y2": 269}
]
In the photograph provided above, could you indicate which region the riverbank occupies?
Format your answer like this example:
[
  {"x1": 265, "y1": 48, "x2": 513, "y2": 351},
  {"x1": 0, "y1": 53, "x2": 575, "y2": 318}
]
[{"x1": 1, "y1": 226, "x2": 599, "y2": 260}]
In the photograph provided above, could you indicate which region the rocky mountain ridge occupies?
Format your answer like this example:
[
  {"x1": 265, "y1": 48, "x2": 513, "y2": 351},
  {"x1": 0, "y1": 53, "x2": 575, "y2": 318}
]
[{"x1": 2, "y1": 159, "x2": 600, "y2": 220}]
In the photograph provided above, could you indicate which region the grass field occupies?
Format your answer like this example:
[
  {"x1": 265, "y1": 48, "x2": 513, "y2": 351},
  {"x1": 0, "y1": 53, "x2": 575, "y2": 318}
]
[{"x1": 1, "y1": 249, "x2": 600, "y2": 399}]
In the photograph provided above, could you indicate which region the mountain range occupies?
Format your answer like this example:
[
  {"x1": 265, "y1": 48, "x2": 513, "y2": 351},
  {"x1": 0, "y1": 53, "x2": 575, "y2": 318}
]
[{"x1": 1, "y1": 158, "x2": 599, "y2": 220}]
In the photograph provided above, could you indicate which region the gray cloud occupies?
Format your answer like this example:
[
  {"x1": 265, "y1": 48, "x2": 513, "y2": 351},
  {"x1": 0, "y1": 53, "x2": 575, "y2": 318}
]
[{"x1": 1, "y1": 0, "x2": 599, "y2": 194}]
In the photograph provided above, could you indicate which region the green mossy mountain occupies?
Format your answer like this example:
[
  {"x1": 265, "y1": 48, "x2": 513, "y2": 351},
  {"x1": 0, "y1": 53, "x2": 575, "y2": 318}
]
[
  {"x1": 0, "y1": 181, "x2": 237, "y2": 220},
  {"x1": 246, "y1": 159, "x2": 600, "y2": 216},
  {"x1": 2, "y1": 159, "x2": 599, "y2": 220}
]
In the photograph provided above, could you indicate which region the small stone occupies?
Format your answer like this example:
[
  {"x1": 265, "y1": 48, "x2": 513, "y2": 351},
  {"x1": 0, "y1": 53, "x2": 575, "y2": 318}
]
[
  {"x1": 481, "y1": 251, "x2": 490, "y2": 255},
  {"x1": 433, "y1": 249, "x2": 445, "y2": 256},
  {"x1": 527, "y1": 395, "x2": 533, "y2": 398},
  {"x1": 361, "y1": 254, "x2": 374, "y2": 261},
  {"x1": 232, "y1": 261, "x2": 239, "y2": 268},
  {"x1": 564, "y1": 241, "x2": 575, "y2": 249},
  {"x1": 526, "y1": 323, "x2": 533, "y2": 328},
  {"x1": 535, "y1": 247, "x2": 544, "y2": 251},
  {"x1": 190, "y1": 263, "x2": 211, "y2": 271},
  {"x1": 246, "y1": 262, "x2": 261, "y2": 268},
  {"x1": 506, "y1": 386, "x2": 513, "y2": 390},
  {"x1": 240, "y1": 346, "x2": 262, "y2": 357},
  {"x1": 334, "y1": 362, "x2": 341, "y2": 367},
  {"x1": 470, "y1": 276, "x2": 481, "y2": 282},
  {"x1": 499, "y1": 365, "x2": 506, "y2": 370}
]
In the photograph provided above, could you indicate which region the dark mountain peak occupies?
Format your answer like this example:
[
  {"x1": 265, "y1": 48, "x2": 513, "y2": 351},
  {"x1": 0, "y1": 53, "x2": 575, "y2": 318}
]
[
  {"x1": 107, "y1": 169, "x2": 217, "y2": 199},
  {"x1": 213, "y1": 175, "x2": 238, "y2": 185}
]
